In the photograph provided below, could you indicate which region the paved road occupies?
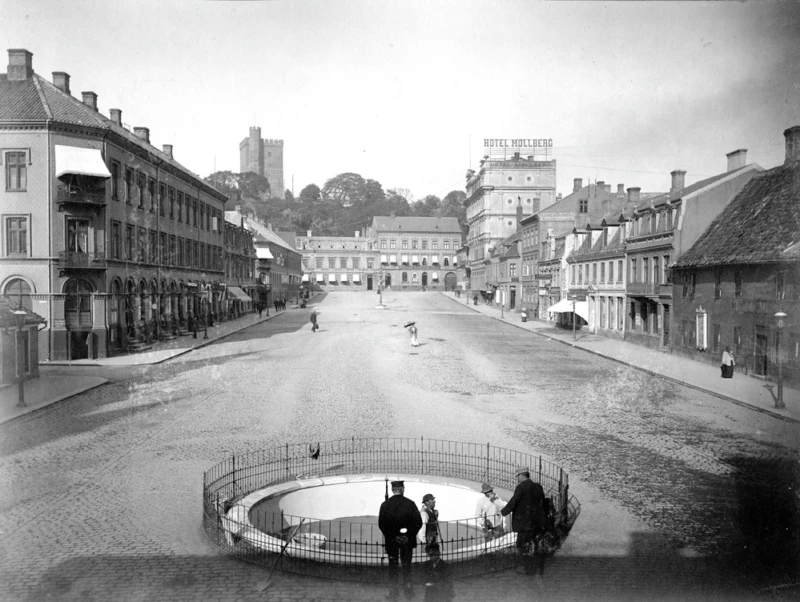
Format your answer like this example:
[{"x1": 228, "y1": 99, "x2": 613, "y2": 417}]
[{"x1": 0, "y1": 292, "x2": 797, "y2": 601}]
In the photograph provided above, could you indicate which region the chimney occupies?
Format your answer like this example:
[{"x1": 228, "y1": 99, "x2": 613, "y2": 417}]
[
  {"x1": 573, "y1": 178, "x2": 583, "y2": 193},
  {"x1": 784, "y1": 126, "x2": 800, "y2": 164},
  {"x1": 617, "y1": 183, "x2": 625, "y2": 195},
  {"x1": 527, "y1": 155, "x2": 534, "y2": 160},
  {"x1": 670, "y1": 170, "x2": 686, "y2": 194},
  {"x1": 604, "y1": 184, "x2": 611, "y2": 193},
  {"x1": 557, "y1": 193, "x2": 562, "y2": 201},
  {"x1": 597, "y1": 181, "x2": 605, "y2": 191},
  {"x1": 52, "y1": 71, "x2": 70, "y2": 94},
  {"x1": 726, "y1": 149, "x2": 747, "y2": 171},
  {"x1": 7, "y1": 49, "x2": 33, "y2": 81},
  {"x1": 513, "y1": 151, "x2": 520, "y2": 160},
  {"x1": 516, "y1": 196, "x2": 523, "y2": 227},
  {"x1": 162, "y1": 144, "x2": 173, "y2": 158},
  {"x1": 627, "y1": 187, "x2": 641, "y2": 204},
  {"x1": 133, "y1": 127, "x2": 150, "y2": 144},
  {"x1": 109, "y1": 108, "x2": 122, "y2": 126},
  {"x1": 81, "y1": 91, "x2": 98, "y2": 111}
]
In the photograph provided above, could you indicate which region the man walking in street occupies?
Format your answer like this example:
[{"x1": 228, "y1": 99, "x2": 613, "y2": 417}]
[
  {"x1": 310, "y1": 310, "x2": 318, "y2": 332},
  {"x1": 379, "y1": 480, "x2": 423, "y2": 600},
  {"x1": 500, "y1": 467, "x2": 548, "y2": 576}
]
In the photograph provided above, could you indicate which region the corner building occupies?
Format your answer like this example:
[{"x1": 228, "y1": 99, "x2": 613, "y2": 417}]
[{"x1": 464, "y1": 152, "x2": 556, "y2": 294}]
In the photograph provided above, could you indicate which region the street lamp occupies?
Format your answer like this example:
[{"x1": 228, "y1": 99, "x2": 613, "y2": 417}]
[
  {"x1": 12, "y1": 309, "x2": 27, "y2": 408},
  {"x1": 775, "y1": 311, "x2": 787, "y2": 409}
]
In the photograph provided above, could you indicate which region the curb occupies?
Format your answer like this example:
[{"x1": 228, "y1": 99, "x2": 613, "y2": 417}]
[
  {"x1": 0, "y1": 378, "x2": 109, "y2": 426},
  {"x1": 446, "y1": 292, "x2": 800, "y2": 425}
]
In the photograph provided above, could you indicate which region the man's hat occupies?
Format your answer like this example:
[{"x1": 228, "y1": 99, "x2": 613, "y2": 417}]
[
  {"x1": 515, "y1": 466, "x2": 529, "y2": 476},
  {"x1": 390, "y1": 480, "x2": 405, "y2": 488},
  {"x1": 404, "y1": 321, "x2": 416, "y2": 328},
  {"x1": 481, "y1": 482, "x2": 494, "y2": 494},
  {"x1": 422, "y1": 493, "x2": 435, "y2": 503}
]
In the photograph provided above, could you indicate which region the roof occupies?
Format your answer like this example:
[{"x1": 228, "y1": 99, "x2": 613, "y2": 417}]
[
  {"x1": 371, "y1": 215, "x2": 462, "y2": 233},
  {"x1": 0, "y1": 296, "x2": 46, "y2": 329},
  {"x1": 275, "y1": 231, "x2": 298, "y2": 249},
  {"x1": 244, "y1": 217, "x2": 298, "y2": 253},
  {"x1": 0, "y1": 73, "x2": 224, "y2": 199},
  {"x1": 677, "y1": 161, "x2": 800, "y2": 267}
]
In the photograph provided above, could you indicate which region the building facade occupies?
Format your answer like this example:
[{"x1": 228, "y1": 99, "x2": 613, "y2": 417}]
[
  {"x1": 0, "y1": 49, "x2": 227, "y2": 360},
  {"x1": 672, "y1": 126, "x2": 800, "y2": 387},
  {"x1": 372, "y1": 216, "x2": 462, "y2": 291},
  {"x1": 223, "y1": 214, "x2": 256, "y2": 317},
  {"x1": 295, "y1": 231, "x2": 378, "y2": 291},
  {"x1": 625, "y1": 153, "x2": 762, "y2": 350},
  {"x1": 464, "y1": 153, "x2": 556, "y2": 293},
  {"x1": 239, "y1": 126, "x2": 284, "y2": 197}
]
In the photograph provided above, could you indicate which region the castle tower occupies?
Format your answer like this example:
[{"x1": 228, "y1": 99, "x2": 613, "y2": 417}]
[
  {"x1": 239, "y1": 126, "x2": 263, "y2": 176},
  {"x1": 238, "y1": 127, "x2": 284, "y2": 197},
  {"x1": 263, "y1": 138, "x2": 284, "y2": 196}
]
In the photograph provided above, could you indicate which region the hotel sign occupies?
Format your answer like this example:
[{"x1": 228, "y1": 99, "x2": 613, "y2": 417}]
[{"x1": 484, "y1": 138, "x2": 554, "y2": 149}]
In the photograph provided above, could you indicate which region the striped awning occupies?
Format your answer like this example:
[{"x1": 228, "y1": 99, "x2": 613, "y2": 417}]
[{"x1": 316, "y1": 274, "x2": 324, "y2": 282}]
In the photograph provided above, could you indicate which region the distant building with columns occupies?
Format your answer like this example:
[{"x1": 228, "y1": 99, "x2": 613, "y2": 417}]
[{"x1": 239, "y1": 126, "x2": 284, "y2": 197}]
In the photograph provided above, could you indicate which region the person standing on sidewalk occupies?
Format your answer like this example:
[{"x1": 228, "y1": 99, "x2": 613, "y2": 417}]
[
  {"x1": 310, "y1": 310, "x2": 319, "y2": 332},
  {"x1": 405, "y1": 322, "x2": 419, "y2": 347},
  {"x1": 419, "y1": 493, "x2": 441, "y2": 556},
  {"x1": 379, "y1": 480, "x2": 423, "y2": 600},
  {"x1": 500, "y1": 466, "x2": 548, "y2": 576},
  {"x1": 721, "y1": 347, "x2": 735, "y2": 378}
]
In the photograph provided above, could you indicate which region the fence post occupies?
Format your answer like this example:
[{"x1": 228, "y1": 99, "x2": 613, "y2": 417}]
[
  {"x1": 558, "y1": 468, "x2": 564, "y2": 509},
  {"x1": 486, "y1": 442, "x2": 490, "y2": 480},
  {"x1": 232, "y1": 453, "x2": 237, "y2": 496},
  {"x1": 539, "y1": 456, "x2": 542, "y2": 484},
  {"x1": 421, "y1": 435, "x2": 425, "y2": 475}
]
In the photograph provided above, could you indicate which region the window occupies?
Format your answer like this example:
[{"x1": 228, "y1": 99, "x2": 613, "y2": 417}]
[
  {"x1": 177, "y1": 191, "x2": 183, "y2": 221},
  {"x1": 402, "y1": 272, "x2": 408, "y2": 283},
  {"x1": 421, "y1": 240, "x2": 427, "y2": 250},
  {"x1": 193, "y1": 199, "x2": 198, "y2": 226},
  {"x1": 340, "y1": 257, "x2": 348, "y2": 269},
  {"x1": 178, "y1": 237, "x2": 184, "y2": 267},
  {"x1": 5, "y1": 151, "x2": 27, "y2": 190},
  {"x1": 316, "y1": 257, "x2": 323, "y2": 269},
  {"x1": 734, "y1": 271, "x2": 743, "y2": 297},
  {"x1": 148, "y1": 179, "x2": 156, "y2": 211},
  {"x1": 682, "y1": 272, "x2": 696, "y2": 299},
  {"x1": 352, "y1": 257, "x2": 360, "y2": 269},
  {"x1": 390, "y1": 239, "x2": 396, "y2": 249},
  {"x1": 124, "y1": 168, "x2": 133, "y2": 203},
  {"x1": 712, "y1": 323, "x2": 721, "y2": 353},
  {"x1": 617, "y1": 260, "x2": 623, "y2": 283},
  {"x1": 367, "y1": 257, "x2": 374, "y2": 269},
  {"x1": 432, "y1": 240, "x2": 438, "y2": 250},
  {"x1": 444, "y1": 240, "x2": 450, "y2": 250},
  {"x1": 630, "y1": 259, "x2": 637, "y2": 283},
  {"x1": 328, "y1": 257, "x2": 336, "y2": 269},
  {"x1": 579, "y1": 199, "x2": 588, "y2": 213},
  {"x1": 159, "y1": 183, "x2": 166, "y2": 215},
  {"x1": 169, "y1": 187, "x2": 175, "y2": 218},
  {"x1": 777, "y1": 271, "x2": 786, "y2": 300},
  {"x1": 402, "y1": 239, "x2": 408, "y2": 249},
  {"x1": 125, "y1": 224, "x2": 134, "y2": 260},
  {"x1": 4, "y1": 277, "x2": 32, "y2": 310},
  {"x1": 663, "y1": 255, "x2": 671, "y2": 283},
  {"x1": 111, "y1": 222, "x2": 121, "y2": 259},
  {"x1": 653, "y1": 257, "x2": 660, "y2": 287},
  {"x1": 592, "y1": 263, "x2": 597, "y2": 283},
  {"x1": 160, "y1": 233, "x2": 167, "y2": 264},
  {"x1": 714, "y1": 271, "x2": 722, "y2": 299},
  {"x1": 137, "y1": 227, "x2": 146, "y2": 261},
  {"x1": 137, "y1": 172, "x2": 145, "y2": 207},
  {"x1": 67, "y1": 218, "x2": 89, "y2": 253},
  {"x1": 170, "y1": 236, "x2": 176, "y2": 265},
  {"x1": 600, "y1": 262, "x2": 605, "y2": 283},
  {"x1": 643, "y1": 258, "x2": 649, "y2": 283},
  {"x1": 733, "y1": 325, "x2": 742, "y2": 355},
  {"x1": 650, "y1": 213, "x2": 656, "y2": 234},
  {"x1": 111, "y1": 161, "x2": 120, "y2": 199},
  {"x1": 149, "y1": 230, "x2": 157, "y2": 263},
  {"x1": 5, "y1": 216, "x2": 27, "y2": 255},
  {"x1": 411, "y1": 239, "x2": 418, "y2": 249},
  {"x1": 381, "y1": 240, "x2": 387, "y2": 249}
]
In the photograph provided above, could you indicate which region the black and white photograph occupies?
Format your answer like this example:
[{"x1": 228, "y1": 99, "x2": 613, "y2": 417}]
[{"x1": 1, "y1": 1, "x2": 798, "y2": 600}]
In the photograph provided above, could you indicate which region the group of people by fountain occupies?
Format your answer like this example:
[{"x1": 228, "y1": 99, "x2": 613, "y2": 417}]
[{"x1": 378, "y1": 466, "x2": 550, "y2": 600}]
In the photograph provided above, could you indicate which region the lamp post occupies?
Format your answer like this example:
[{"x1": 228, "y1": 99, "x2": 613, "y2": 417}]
[
  {"x1": 12, "y1": 309, "x2": 27, "y2": 408},
  {"x1": 775, "y1": 311, "x2": 787, "y2": 409}
]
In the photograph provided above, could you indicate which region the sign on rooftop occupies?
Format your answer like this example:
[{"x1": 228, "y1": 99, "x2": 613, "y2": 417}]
[{"x1": 483, "y1": 138, "x2": 554, "y2": 159}]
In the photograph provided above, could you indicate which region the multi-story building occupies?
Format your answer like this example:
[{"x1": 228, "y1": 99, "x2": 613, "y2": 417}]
[
  {"x1": 372, "y1": 216, "x2": 463, "y2": 291},
  {"x1": 537, "y1": 232, "x2": 572, "y2": 324},
  {"x1": 0, "y1": 49, "x2": 227, "y2": 360},
  {"x1": 239, "y1": 126, "x2": 284, "y2": 197},
  {"x1": 624, "y1": 151, "x2": 762, "y2": 350},
  {"x1": 464, "y1": 152, "x2": 556, "y2": 293},
  {"x1": 223, "y1": 213, "x2": 256, "y2": 316},
  {"x1": 672, "y1": 126, "x2": 800, "y2": 387},
  {"x1": 295, "y1": 230, "x2": 378, "y2": 291}
]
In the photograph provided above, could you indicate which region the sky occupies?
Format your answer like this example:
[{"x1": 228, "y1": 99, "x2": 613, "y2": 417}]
[{"x1": 3, "y1": 0, "x2": 800, "y2": 202}]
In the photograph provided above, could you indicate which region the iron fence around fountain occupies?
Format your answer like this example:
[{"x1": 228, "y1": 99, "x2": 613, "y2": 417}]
[{"x1": 203, "y1": 437, "x2": 581, "y2": 582}]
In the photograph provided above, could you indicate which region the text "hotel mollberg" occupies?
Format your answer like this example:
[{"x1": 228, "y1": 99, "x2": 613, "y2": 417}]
[{"x1": 484, "y1": 138, "x2": 554, "y2": 148}]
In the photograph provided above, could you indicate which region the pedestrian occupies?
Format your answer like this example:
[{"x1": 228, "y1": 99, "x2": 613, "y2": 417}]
[
  {"x1": 405, "y1": 321, "x2": 419, "y2": 347},
  {"x1": 419, "y1": 493, "x2": 441, "y2": 556},
  {"x1": 310, "y1": 310, "x2": 319, "y2": 332},
  {"x1": 257, "y1": 301, "x2": 263, "y2": 319},
  {"x1": 475, "y1": 482, "x2": 507, "y2": 541},
  {"x1": 379, "y1": 480, "x2": 423, "y2": 600},
  {"x1": 500, "y1": 466, "x2": 548, "y2": 576},
  {"x1": 423, "y1": 543, "x2": 454, "y2": 602},
  {"x1": 721, "y1": 346, "x2": 735, "y2": 378}
]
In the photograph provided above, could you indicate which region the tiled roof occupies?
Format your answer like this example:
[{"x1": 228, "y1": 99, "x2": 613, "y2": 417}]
[
  {"x1": 0, "y1": 75, "x2": 48, "y2": 120},
  {"x1": 677, "y1": 162, "x2": 800, "y2": 267},
  {"x1": 500, "y1": 241, "x2": 520, "y2": 259},
  {"x1": 371, "y1": 216, "x2": 462, "y2": 233},
  {"x1": 245, "y1": 218, "x2": 297, "y2": 253},
  {"x1": 0, "y1": 296, "x2": 46, "y2": 329}
]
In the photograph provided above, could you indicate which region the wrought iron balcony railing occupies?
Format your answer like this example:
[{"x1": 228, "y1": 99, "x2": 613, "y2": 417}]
[{"x1": 58, "y1": 251, "x2": 107, "y2": 269}]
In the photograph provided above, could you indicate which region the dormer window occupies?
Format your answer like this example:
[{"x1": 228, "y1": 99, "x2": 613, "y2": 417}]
[{"x1": 579, "y1": 199, "x2": 588, "y2": 213}]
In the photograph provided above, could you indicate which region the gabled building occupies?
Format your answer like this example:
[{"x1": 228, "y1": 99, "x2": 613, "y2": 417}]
[
  {"x1": 625, "y1": 151, "x2": 763, "y2": 350},
  {"x1": 672, "y1": 126, "x2": 800, "y2": 387},
  {"x1": 295, "y1": 230, "x2": 378, "y2": 291}
]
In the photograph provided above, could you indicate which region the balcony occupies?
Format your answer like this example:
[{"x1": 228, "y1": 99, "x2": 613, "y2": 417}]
[
  {"x1": 56, "y1": 184, "x2": 107, "y2": 211},
  {"x1": 626, "y1": 281, "x2": 659, "y2": 297},
  {"x1": 58, "y1": 251, "x2": 107, "y2": 269}
]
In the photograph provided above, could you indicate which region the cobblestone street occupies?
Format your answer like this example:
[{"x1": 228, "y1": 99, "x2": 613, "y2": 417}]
[{"x1": 1, "y1": 292, "x2": 797, "y2": 602}]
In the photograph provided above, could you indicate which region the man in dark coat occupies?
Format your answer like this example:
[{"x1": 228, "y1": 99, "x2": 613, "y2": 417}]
[
  {"x1": 379, "y1": 480, "x2": 423, "y2": 600},
  {"x1": 500, "y1": 466, "x2": 548, "y2": 576}
]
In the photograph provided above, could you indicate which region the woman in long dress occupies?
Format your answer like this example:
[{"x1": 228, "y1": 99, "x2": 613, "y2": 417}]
[{"x1": 406, "y1": 322, "x2": 419, "y2": 347}]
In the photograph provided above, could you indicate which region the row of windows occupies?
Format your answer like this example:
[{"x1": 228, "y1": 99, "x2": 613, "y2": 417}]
[
  {"x1": 571, "y1": 260, "x2": 628, "y2": 285},
  {"x1": 379, "y1": 239, "x2": 459, "y2": 250},
  {"x1": 380, "y1": 255, "x2": 456, "y2": 267},
  {"x1": 109, "y1": 160, "x2": 222, "y2": 233},
  {"x1": 683, "y1": 270, "x2": 791, "y2": 300},
  {"x1": 109, "y1": 220, "x2": 222, "y2": 271},
  {"x1": 310, "y1": 257, "x2": 370, "y2": 269}
]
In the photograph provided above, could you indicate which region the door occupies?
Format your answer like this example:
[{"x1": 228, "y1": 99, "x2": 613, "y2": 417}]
[
  {"x1": 367, "y1": 276, "x2": 373, "y2": 291},
  {"x1": 663, "y1": 305, "x2": 670, "y2": 346},
  {"x1": 69, "y1": 330, "x2": 90, "y2": 360},
  {"x1": 510, "y1": 287, "x2": 516, "y2": 310},
  {"x1": 755, "y1": 326, "x2": 768, "y2": 376}
]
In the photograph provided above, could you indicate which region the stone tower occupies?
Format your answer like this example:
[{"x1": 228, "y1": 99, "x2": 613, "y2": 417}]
[{"x1": 239, "y1": 127, "x2": 284, "y2": 197}]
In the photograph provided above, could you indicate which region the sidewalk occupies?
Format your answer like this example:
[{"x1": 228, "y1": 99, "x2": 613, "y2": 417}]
[
  {"x1": 450, "y1": 292, "x2": 800, "y2": 424},
  {"x1": 0, "y1": 307, "x2": 292, "y2": 426}
]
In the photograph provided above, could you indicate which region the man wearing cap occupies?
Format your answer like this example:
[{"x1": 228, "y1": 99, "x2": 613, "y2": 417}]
[
  {"x1": 475, "y1": 482, "x2": 507, "y2": 541},
  {"x1": 418, "y1": 493, "x2": 441, "y2": 556},
  {"x1": 500, "y1": 467, "x2": 548, "y2": 576},
  {"x1": 379, "y1": 480, "x2": 423, "y2": 600}
]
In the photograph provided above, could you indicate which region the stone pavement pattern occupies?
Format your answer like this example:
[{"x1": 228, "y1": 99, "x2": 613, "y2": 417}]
[{"x1": 0, "y1": 292, "x2": 797, "y2": 602}]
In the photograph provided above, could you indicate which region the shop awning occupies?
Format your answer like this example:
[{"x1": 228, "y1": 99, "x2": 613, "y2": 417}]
[
  {"x1": 412, "y1": 255, "x2": 419, "y2": 264},
  {"x1": 548, "y1": 298, "x2": 589, "y2": 321},
  {"x1": 389, "y1": 255, "x2": 397, "y2": 264},
  {"x1": 301, "y1": 274, "x2": 309, "y2": 282},
  {"x1": 340, "y1": 274, "x2": 348, "y2": 282},
  {"x1": 316, "y1": 274, "x2": 324, "y2": 282},
  {"x1": 432, "y1": 272, "x2": 439, "y2": 281},
  {"x1": 55, "y1": 145, "x2": 112, "y2": 179},
  {"x1": 227, "y1": 286, "x2": 252, "y2": 302},
  {"x1": 256, "y1": 247, "x2": 274, "y2": 259},
  {"x1": 328, "y1": 274, "x2": 336, "y2": 282},
  {"x1": 401, "y1": 255, "x2": 409, "y2": 264},
  {"x1": 432, "y1": 255, "x2": 440, "y2": 264},
  {"x1": 353, "y1": 274, "x2": 361, "y2": 282}
]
